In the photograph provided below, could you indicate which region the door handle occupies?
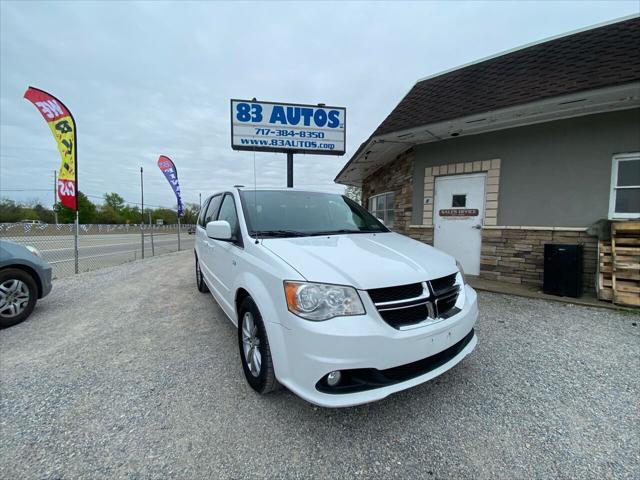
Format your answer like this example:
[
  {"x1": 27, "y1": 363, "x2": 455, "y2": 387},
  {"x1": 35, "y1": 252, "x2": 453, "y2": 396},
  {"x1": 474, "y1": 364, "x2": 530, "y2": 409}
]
[{"x1": 472, "y1": 224, "x2": 482, "y2": 230}]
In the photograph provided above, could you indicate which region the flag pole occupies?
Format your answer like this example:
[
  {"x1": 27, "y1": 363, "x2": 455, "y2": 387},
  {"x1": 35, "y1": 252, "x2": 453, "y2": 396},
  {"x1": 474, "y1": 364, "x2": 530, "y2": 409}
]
[
  {"x1": 140, "y1": 166, "x2": 145, "y2": 260},
  {"x1": 53, "y1": 170, "x2": 59, "y2": 225},
  {"x1": 74, "y1": 210, "x2": 79, "y2": 274},
  {"x1": 177, "y1": 213, "x2": 181, "y2": 252},
  {"x1": 73, "y1": 103, "x2": 79, "y2": 274}
]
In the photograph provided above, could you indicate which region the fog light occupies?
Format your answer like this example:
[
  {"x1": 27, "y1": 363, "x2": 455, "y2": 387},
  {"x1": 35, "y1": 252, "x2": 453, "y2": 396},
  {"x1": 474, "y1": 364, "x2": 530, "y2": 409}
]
[{"x1": 326, "y1": 370, "x2": 342, "y2": 387}]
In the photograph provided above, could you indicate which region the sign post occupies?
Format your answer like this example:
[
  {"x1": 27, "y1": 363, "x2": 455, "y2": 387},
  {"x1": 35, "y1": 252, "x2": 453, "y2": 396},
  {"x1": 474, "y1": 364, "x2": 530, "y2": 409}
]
[
  {"x1": 287, "y1": 152, "x2": 293, "y2": 188},
  {"x1": 230, "y1": 99, "x2": 346, "y2": 187}
]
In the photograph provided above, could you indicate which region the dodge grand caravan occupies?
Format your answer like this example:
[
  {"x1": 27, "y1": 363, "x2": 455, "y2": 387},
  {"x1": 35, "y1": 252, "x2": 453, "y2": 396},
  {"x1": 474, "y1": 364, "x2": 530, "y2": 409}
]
[{"x1": 194, "y1": 188, "x2": 478, "y2": 407}]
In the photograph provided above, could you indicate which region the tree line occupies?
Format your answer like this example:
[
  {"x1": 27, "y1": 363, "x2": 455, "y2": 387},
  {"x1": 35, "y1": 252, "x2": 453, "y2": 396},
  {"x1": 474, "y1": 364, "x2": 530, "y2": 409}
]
[{"x1": 0, "y1": 192, "x2": 199, "y2": 225}]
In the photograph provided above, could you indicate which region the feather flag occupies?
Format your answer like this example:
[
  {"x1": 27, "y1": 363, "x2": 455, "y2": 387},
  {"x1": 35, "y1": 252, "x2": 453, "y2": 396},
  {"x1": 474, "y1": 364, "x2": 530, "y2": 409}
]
[
  {"x1": 24, "y1": 87, "x2": 78, "y2": 211},
  {"x1": 157, "y1": 155, "x2": 184, "y2": 216}
]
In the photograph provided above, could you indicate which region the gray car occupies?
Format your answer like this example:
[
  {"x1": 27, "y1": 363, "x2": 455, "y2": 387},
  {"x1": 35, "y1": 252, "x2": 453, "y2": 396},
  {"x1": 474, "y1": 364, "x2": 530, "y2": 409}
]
[{"x1": 0, "y1": 240, "x2": 52, "y2": 328}]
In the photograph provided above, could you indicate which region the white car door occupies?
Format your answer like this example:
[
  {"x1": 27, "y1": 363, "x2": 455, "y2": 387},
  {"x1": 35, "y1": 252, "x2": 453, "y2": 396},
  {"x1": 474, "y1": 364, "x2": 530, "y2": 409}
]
[
  {"x1": 197, "y1": 194, "x2": 223, "y2": 290},
  {"x1": 209, "y1": 193, "x2": 242, "y2": 317}
]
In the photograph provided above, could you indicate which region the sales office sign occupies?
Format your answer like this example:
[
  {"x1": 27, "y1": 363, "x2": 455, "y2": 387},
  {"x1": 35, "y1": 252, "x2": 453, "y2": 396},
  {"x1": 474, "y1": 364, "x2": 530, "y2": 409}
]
[{"x1": 231, "y1": 99, "x2": 346, "y2": 155}]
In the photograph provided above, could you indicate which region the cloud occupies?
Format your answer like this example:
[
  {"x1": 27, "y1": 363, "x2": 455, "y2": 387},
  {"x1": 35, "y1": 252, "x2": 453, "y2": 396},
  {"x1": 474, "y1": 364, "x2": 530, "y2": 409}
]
[{"x1": 1, "y1": 0, "x2": 637, "y2": 209}]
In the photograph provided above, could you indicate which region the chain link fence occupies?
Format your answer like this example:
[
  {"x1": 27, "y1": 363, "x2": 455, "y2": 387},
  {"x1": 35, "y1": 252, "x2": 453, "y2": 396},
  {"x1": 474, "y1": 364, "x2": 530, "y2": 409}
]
[{"x1": 0, "y1": 223, "x2": 195, "y2": 279}]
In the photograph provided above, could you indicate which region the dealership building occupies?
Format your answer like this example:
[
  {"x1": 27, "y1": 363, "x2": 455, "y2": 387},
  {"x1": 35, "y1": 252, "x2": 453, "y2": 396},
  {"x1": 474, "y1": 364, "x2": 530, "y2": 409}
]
[{"x1": 336, "y1": 16, "x2": 639, "y2": 294}]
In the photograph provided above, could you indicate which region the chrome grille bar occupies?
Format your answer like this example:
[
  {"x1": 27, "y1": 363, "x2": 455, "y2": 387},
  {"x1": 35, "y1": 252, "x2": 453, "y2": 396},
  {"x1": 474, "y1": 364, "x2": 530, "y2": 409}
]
[
  {"x1": 368, "y1": 275, "x2": 461, "y2": 329},
  {"x1": 373, "y1": 282, "x2": 429, "y2": 307}
]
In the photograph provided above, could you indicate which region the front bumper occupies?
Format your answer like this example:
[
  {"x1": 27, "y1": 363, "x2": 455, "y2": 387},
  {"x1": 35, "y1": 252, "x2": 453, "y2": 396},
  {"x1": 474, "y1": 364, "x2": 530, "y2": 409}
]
[
  {"x1": 38, "y1": 264, "x2": 53, "y2": 298},
  {"x1": 271, "y1": 284, "x2": 478, "y2": 407}
]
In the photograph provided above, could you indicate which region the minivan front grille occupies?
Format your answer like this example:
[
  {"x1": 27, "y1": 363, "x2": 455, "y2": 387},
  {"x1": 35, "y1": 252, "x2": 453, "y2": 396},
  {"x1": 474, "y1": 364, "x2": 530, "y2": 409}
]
[
  {"x1": 368, "y1": 282, "x2": 423, "y2": 304},
  {"x1": 368, "y1": 273, "x2": 461, "y2": 329},
  {"x1": 430, "y1": 273, "x2": 458, "y2": 296},
  {"x1": 376, "y1": 304, "x2": 430, "y2": 326}
]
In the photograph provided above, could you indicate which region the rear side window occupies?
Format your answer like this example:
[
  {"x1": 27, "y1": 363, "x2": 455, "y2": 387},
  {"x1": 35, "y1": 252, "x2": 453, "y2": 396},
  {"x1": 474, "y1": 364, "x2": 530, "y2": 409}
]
[{"x1": 201, "y1": 195, "x2": 222, "y2": 228}]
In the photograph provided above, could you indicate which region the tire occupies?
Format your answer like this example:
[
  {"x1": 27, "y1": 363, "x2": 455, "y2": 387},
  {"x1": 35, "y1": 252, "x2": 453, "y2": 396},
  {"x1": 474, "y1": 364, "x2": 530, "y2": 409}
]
[
  {"x1": 238, "y1": 296, "x2": 280, "y2": 394},
  {"x1": 0, "y1": 268, "x2": 38, "y2": 328},
  {"x1": 195, "y1": 257, "x2": 208, "y2": 293}
]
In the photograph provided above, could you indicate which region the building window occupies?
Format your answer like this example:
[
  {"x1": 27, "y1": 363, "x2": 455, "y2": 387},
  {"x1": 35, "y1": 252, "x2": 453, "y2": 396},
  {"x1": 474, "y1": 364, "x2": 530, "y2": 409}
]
[
  {"x1": 368, "y1": 192, "x2": 395, "y2": 227},
  {"x1": 609, "y1": 153, "x2": 640, "y2": 219},
  {"x1": 452, "y1": 194, "x2": 466, "y2": 207}
]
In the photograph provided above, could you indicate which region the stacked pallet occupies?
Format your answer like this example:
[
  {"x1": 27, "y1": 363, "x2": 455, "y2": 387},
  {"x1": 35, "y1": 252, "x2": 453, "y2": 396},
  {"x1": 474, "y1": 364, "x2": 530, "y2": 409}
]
[
  {"x1": 598, "y1": 241, "x2": 613, "y2": 301},
  {"x1": 599, "y1": 222, "x2": 640, "y2": 306},
  {"x1": 611, "y1": 222, "x2": 640, "y2": 306}
]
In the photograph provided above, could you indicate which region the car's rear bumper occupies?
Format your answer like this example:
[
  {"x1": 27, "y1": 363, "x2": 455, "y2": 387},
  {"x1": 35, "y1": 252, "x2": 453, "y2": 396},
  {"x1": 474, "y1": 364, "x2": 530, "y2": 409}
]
[{"x1": 271, "y1": 285, "x2": 478, "y2": 407}]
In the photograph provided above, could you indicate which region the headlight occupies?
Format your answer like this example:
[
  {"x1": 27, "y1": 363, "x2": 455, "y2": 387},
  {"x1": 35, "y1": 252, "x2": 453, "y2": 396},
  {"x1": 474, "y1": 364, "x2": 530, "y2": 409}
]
[
  {"x1": 284, "y1": 281, "x2": 365, "y2": 321},
  {"x1": 456, "y1": 260, "x2": 466, "y2": 284},
  {"x1": 26, "y1": 245, "x2": 41, "y2": 257}
]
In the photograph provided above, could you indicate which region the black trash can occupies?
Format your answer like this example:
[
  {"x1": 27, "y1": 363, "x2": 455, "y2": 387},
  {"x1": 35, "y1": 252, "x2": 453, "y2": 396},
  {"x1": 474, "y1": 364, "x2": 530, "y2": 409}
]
[{"x1": 543, "y1": 244, "x2": 583, "y2": 298}]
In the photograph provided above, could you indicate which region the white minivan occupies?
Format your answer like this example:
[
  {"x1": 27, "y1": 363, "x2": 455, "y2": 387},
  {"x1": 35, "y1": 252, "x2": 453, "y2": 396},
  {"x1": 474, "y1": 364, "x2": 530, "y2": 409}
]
[{"x1": 195, "y1": 188, "x2": 478, "y2": 407}]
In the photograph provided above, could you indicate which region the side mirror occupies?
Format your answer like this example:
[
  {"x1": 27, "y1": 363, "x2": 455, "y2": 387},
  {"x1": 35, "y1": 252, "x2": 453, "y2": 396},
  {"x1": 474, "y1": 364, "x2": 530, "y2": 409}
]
[{"x1": 206, "y1": 220, "x2": 232, "y2": 240}]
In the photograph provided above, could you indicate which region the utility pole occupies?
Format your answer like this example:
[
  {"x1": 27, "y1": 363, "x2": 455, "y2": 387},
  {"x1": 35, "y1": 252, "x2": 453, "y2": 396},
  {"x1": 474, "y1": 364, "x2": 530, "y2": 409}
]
[
  {"x1": 140, "y1": 166, "x2": 145, "y2": 259},
  {"x1": 53, "y1": 170, "x2": 58, "y2": 224}
]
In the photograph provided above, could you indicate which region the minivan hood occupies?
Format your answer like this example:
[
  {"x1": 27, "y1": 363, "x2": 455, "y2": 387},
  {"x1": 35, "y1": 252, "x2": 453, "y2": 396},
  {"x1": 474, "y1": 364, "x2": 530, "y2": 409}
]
[{"x1": 261, "y1": 232, "x2": 457, "y2": 290}]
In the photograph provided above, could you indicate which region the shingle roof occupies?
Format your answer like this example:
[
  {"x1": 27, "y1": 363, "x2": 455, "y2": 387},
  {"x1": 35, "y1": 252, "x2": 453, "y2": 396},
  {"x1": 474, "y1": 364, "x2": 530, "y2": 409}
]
[{"x1": 372, "y1": 16, "x2": 640, "y2": 137}]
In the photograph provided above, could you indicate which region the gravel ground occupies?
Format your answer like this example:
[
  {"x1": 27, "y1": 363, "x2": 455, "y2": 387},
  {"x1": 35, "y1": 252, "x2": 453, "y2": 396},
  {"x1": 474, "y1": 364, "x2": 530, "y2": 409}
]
[{"x1": 1, "y1": 251, "x2": 638, "y2": 479}]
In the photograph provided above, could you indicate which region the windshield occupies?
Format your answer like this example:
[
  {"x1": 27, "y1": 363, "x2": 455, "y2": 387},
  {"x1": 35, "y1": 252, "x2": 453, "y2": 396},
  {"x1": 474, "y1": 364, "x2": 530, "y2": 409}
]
[{"x1": 240, "y1": 190, "x2": 389, "y2": 237}]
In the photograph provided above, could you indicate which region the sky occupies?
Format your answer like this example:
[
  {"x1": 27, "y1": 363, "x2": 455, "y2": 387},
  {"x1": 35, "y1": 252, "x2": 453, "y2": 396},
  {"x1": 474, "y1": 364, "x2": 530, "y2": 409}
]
[{"x1": 1, "y1": 1, "x2": 638, "y2": 210}]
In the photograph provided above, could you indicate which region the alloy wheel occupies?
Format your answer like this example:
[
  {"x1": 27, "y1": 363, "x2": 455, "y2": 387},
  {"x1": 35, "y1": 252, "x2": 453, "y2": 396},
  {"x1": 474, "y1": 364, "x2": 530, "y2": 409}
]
[
  {"x1": 242, "y1": 311, "x2": 262, "y2": 377},
  {"x1": 0, "y1": 279, "x2": 30, "y2": 318}
]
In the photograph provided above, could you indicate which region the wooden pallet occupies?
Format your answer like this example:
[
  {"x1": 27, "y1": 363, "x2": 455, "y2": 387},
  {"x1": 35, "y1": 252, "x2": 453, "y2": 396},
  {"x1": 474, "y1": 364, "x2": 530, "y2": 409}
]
[
  {"x1": 598, "y1": 241, "x2": 613, "y2": 301},
  {"x1": 610, "y1": 222, "x2": 640, "y2": 307}
]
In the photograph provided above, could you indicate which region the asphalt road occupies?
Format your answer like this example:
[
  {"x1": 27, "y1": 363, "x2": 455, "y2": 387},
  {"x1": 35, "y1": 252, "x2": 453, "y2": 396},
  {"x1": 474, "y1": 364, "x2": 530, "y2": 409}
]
[
  {"x1": 1, "y1": 251, "x2": 638, "y2": 479},
  {"x1": 5, "y1": 234, "x2": 195, "y2": 277}
]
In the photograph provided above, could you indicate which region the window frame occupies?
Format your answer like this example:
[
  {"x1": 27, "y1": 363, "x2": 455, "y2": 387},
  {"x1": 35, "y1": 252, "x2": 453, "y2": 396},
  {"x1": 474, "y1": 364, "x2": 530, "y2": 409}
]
[
  {"x1": 215, "y1": 193, "x2": 243, "y2": 248},
  {"x1": 197, "y1": 196, "x2": 212, "y2": 228},
  {"x1": 200, "y1": 194, "x2": 223, "y2": 229},
  {"x1": 368, "y1": 191, "x2": 396, "y2": 228},
  {"x1": 452, "y1": 194, "x2": 467, "y2": 208},
  {"x1": 608, "y1": 152, "x2": 640, "y2": 220}
]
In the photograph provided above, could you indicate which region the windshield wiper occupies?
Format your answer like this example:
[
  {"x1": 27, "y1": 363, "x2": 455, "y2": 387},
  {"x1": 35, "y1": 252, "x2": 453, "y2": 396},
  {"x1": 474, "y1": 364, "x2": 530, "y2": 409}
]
[
  {"x1": 308, "y1": 229, "x2": 378, "y2": 236},
  {"x1": 251, "y1": 230, "x2": 309, "y2": 238}
]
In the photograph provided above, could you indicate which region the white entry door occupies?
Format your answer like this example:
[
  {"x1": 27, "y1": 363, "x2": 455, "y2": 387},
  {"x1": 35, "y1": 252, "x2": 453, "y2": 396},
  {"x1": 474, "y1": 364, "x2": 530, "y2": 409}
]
[{"x1": 433, "y1": 173, "x2": 486, "y2": 275}]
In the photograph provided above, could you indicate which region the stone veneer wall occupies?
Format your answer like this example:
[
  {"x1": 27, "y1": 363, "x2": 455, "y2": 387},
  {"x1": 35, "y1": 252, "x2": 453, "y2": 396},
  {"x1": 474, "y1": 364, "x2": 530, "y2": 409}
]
[
  {"x1": 361, "y1": 149, "x2": 435, "y2": 244},
  {"x1": 362, "y1": 149, "x2": 415, "y2": 234},
  {"x1": 481, "y1": 227, "x2": 598, "y2": 293},
  {"x1": 405, "y1": 226, "x2": 434, "y2": 245}
]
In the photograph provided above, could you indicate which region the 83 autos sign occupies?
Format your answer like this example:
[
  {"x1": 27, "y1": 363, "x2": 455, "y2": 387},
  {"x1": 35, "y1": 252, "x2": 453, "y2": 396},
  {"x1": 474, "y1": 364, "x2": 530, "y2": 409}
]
[{"x1": 231, "y1": 100, "x2": 345, "y2": 155}]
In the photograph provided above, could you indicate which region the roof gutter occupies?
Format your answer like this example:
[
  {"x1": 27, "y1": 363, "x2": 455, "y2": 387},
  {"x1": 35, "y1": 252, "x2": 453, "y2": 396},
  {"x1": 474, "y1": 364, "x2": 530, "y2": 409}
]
[{"x1": 335, "y1": 82, "x2": 640, "y2": 186}]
